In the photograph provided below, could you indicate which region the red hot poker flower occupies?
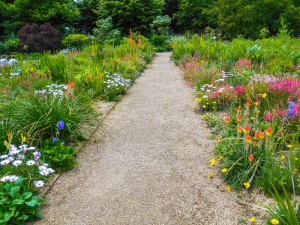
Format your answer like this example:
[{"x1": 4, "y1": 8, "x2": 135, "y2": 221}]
[
  {"x1": 244, "y1": 125, "x2": 251, "y2": 134},
  {"x1": 224, "y1": 116, "x2": 230, "y2": 123},
  {"x1": 248, "y1": 154, "x2": 254, "y2": 162},
  {"x1": 245, "y1": 135, "x2": 252, "y2": 143},
  {"x1": 266, "y1": 127, "x2": 273, "y2": 136}
]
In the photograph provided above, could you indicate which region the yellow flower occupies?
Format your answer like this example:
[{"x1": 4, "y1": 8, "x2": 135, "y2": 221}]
[
  {"x1": 222, "y1": 168, "x2": 228, "y2": 173},
  {"x1": 250, "y1": 217, "x2": 256, "y2": 223},
  {"x1": 21, "y1": 135, "x2": 26, "y2": 143},
  {"x1": 202, "y1": 105, "x2": 207, "y2": 109},
  {"x1": 210, "y1": 158, "x2": 216, "y2": 166},
  {"x1": 295, "y1": 157, "x2": 298, "y2": 161},
  {"x1": 270, "y1": 218, "x2": 279, "y2": 225},
  {"x1": 195, "y1": 98, "x2": 202, "y2": 102},
  {"x1": 213, "y1": 101, "x2": 216, "y2": 104},
  {"x1": 287, "y1": 144, "x2": 293, "y2": 149},
  {"x1": 294, "y1": 168, "x2": 298, "y2": 172},
  {"x1": 192, "y1": 105, "x2": 197, "y2": 109},
  {"x1": 217, "y1": 156, "x2": 223, "y2": 161},
  {"x1": 243, "y1": 182, "x2": 251, "y2": 189},
  {"x1": 208, "y1": 172, "x2": 213, "y2": 178},
  {"x1": 225, "y1": 186, "x2": 231, "y2": 192},
  {"x1": 262, "y1": 93, "x2": 267, "y2": 98},
  {"x1": 280, "y1": 155, "x2": 286, "y2": 161}
]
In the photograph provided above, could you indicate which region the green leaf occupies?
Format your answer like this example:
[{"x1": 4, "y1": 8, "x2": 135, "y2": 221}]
[
  {"x1": 12, "y1": 199, "x2": 24, "y2": 205},
  {"x1": 9, "y1": 186, "x2": 20, "y2": 198},
  {"x1": 25, "y1": 199, "x2": 37, "y2": 207},
  {"x1": 4, "y1": 211, "x2": 13, "y2": 221},
  {"x1": 22, "y1": 192, "x2": 32, "y2": 199},
  {"x1": 17, "y1": 214, "x2": 28, "y2": 221}
]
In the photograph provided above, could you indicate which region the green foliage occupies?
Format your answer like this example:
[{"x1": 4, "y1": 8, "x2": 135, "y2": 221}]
[
  {"x1": 0, "y1": 177, "x2": 46, "y2": 224},
  {"x1": 62, "y1": 34, "x2": 88, "y2": 50},
  {"x1": 150, "y1": 15, "x2": 172, "y2": 36},
  {"x1": 1, "y1": 91, "x2": 94, "y2": 143},
  {"x1": 93, "y1": 16, "x2": 121, "y2": 45},
  {"x1": 40, "y1": 139, "x2": 78, "y2": 172},
  {"x1": 150, "y1": 35, "x2": 171, "y2": 52},
  {"x1": 266, "y1": 185, "x2": 300, "y2": 225},
  {"x1": 96, "y1": 0, "x2": 163, "y2": 35},
  {"x1": 3, "y1": 36, "x2": 20, "y2": 53},
  {"x1": 38, "y1": 52, "x2": 68, "y2": 83}
]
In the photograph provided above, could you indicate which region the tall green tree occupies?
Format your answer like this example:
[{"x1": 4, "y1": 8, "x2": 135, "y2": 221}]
[
  {"x1": 96, "y1": 0, "x2": 164, "y2": 35},
  {"x1": 162, "y1": 0, "x2": 180, "y2": 33},
  {"x1": 73, "y1": 0, "x2": 99, "y2": 34},
  {"x1": 0, "y1": 0, "x2": 79, "y2": 35},
  {"x1": 218, "y1": 0, "x2": 300, "y2": 39},
  {"x1": 173, "y1": 0, "x2": 218, "y2": 34}
]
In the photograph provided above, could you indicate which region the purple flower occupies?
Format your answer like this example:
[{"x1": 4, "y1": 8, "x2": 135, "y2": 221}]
[
  {"x1": 57, "y1": 120, "x2": 64, "y2": 130},
  {"x1": 289, "y1": 101, "x2": 296, "y2": 108},
  {"x1": 52, "y1": 136, "x2": 57, "y2": 143}
]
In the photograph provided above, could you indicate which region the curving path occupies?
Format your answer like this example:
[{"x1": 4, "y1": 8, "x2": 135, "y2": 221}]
[{"x1": 35, "y1": 52, "x2": 246, "y2": 225}]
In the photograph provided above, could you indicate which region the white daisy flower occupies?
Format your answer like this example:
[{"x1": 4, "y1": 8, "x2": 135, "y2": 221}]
[
  {"x1": 12, "y1": 160, "x2": 22, "y2": 166},
  {"x1": 33, "y1": 180, "x2": 45, "y2": 188},
  {"x1": 26, "y1": 160, "x2": 36, "y2": 166},
  {"x1": 0, "y1": 159, "x2": 10, "y2": 165},
  {"x1": 9, "y1": 175, "x2": 19, "y2": 182},
  {"x1": 1, "y1": 176, "x2": 10, "y2": 182},
  {"x1": 39, "y1": 170, "x2": 49, "y2": 176},
  {"x1": 17, "y1": 154, "x2": 25, "y2": 160},
  {"x1": 28, "y1": 146, "x2": 36, "y2": 151},
  {"x1": 0, "y1": 154, "x2": 8, "y2": 159}
]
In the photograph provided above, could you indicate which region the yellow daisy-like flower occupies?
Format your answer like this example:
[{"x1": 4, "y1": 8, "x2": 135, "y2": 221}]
[
  {"x1": 195, "y1": 98, "x2": 202, "y2": 102},
  {"x1": 221, "y1": 168, "x2": 228, "y2": 173},
  {"x1": 202, "y1": 105, "x2": 207, "y2": 109},
  {"x1": 270, "y1": 218, "x2": 279, "y2": 224},
  {"x1": 280, "y1": 155, "x2": 286, "y2": 161},
  {"x1": 243, "y1": 182, "x2": 251, "y2": 189},
  {"x1": 250, "y1": 217, "x2": 256, "y2": 223},
  {"x1": 207, "y1": 172, "x2": 213, "y2": 178},
  {"x1": 210, "y1": 158, "x2": 216, "y2": 166},
  {"x1": 262, "y1": 93, "x2": 267, "y2": 98},
  {"x1": 225, "y1": 186, "x2": 231, "y2": 192},
  {"x1": 213, "y1": 101, "x2": 216, "y2": 104},
  {"x1": 287, "y1": 144, "x2": 293, "y2": 149}
]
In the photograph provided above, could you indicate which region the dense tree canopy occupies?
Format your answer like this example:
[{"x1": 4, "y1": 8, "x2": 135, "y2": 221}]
[
  {"x1": 95, "y1": 0, "x2": 164, "y2": 35},
  {"x1": 0, "y1": 0, "x2": 79, "y2": 35},
  {"x1": 1, "y1": 0, "x2": 300, "y2": 40}
]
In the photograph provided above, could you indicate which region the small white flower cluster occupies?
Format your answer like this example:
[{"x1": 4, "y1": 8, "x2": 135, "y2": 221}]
[
  {"x1": 0, "y1": 144, "x2": 55, "y2": 187},
  {"x1": 35, "y1": 83, "x2": 68, "y2": 96},
  {"x1": 103, "y1": 72, "x2": 131, "y2": 93}
]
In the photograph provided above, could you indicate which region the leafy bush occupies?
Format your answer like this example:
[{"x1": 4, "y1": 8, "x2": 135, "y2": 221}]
[
  {"x1": 40, "y1": 138, "x2": 78, "y2": 172},
  {"x1": 0, "y1": 177, "x2": 46, "y2": 224},
  {"x1": 4, "y1": 37, "x2": 20, "y2": 53},
  {"x1": 62, "y1": 34, "x2": 88, "y2": 50},
  {"x1": 18, "y1": 22, "x2": 61, "y2": 53},
  {"x1": 150, "y1": 34, "x2": 170, "y2": 52}
]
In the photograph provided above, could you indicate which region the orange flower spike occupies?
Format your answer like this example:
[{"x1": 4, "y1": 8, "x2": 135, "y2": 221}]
[
  {"x1": 237, "y1": 126, "x2": 243, "y2": 133},
  {"x1": 248, "y1": 154, "x2": 254, "y2": 162},
  {"x1": 245, "y1": 100, "x2": 251, "y2": 108},
  {"x1": 211, "y1": 78, "x2": 215, "y2": 85},
  {"x1": 237, "y1": 114, "x2": 242, "y2": 122},
  {"x1": 245, "y1": 135, "x2": 252, "y2": 143},
  {"x1": 67, "y1": 81, "x2": 75, "y2": 90},
  {"x1": 244, "y1": 125, "x2": 251, "y2": 134},
  {"x1": 266, "y1": 127, "x2": 273, "y2": 136},
  {"x1": 224, "y1": 116, "x2": 230, "y2": 123}
]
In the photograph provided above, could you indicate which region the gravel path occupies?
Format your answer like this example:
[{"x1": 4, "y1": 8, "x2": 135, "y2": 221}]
[{"x1": 35, "y1": 52, "x2": 246, "y2": 225}]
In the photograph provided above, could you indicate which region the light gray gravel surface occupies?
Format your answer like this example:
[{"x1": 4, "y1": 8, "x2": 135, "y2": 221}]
[{"x1": 34, "y1": 52, "x2": 247, "y2": 225}]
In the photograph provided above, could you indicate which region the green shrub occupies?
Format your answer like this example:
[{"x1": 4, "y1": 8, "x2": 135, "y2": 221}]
[
  {"x1": 40, "y1": 138, "x2": 78, "y2": 172},
  {"x1": 0, "y1": 177, "x2": 46, "y2": 224},
  {"x1": 62, "y1": 34, "x2": 88, "y2": 50}
]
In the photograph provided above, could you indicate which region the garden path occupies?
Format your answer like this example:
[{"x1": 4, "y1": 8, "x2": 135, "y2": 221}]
[{"x1": 35, "y1": 52, "x2": 247, "y2": 225}]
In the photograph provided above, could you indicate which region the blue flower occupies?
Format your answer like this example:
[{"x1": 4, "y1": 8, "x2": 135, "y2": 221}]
[
  {"x1": 289, "y1": 101, "x2": 296, "y2": 108},
  {"x1": 57, "y1": 120, "x2": 64, "y2": 130},
  {"x1": 52, "y1": 136, "x2": 57, "y2": 143}
]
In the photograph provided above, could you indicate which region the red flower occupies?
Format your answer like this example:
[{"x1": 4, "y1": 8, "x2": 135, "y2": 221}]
[
  {"x1": 237, "y1": 114, "x2": 242, "y2": 122},
  {"x1": 266, "y1": 127, "x2": 273, "y2": 136},
  {"x1": 224, "y1": 116, "x2": 230, "y2": 123},
  {"x1": 244, "y1": 125, "x2": 251, "y2": 134},
  {"x1": 246, "y1": 100, "x2": 251, "y2": 108},
  {"x1": 237, "y1": 126, "x2": 243, "y2": 133},
  {"x1": 254, "y1": 131, "x2": 264, "y2": 140},
  {"x1": 67, "y1": 81, "x2": 75, "y2": 91},
  {"x1": 245, "y1": 135, "x2": 252, "y2": 143},
  {"x1": 248, "y1": 154, "x2": 254, "y2": 162},
  {"x1": 237, "y1": 106, "x2": 241, "y2": 112}
]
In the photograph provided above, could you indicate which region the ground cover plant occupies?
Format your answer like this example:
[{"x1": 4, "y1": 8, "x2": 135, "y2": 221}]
[
  {"x1": 0, "y1": 34, "x2": 155, "y2": 224},
  {"x1": 172, "y1": 33, "x2": 300, "y2": 224}
]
